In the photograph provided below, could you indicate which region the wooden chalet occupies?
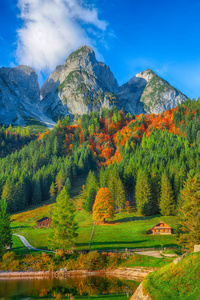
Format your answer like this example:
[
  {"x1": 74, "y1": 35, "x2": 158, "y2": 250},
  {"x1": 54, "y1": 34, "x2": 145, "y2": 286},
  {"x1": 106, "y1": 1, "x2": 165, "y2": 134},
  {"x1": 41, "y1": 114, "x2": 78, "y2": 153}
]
[
  {"x1": 147, "y1": 221, "x2": 173, "y2": 235},
  {"x1": 36, "y1": 217, "x2": 52, "y2": 228}
]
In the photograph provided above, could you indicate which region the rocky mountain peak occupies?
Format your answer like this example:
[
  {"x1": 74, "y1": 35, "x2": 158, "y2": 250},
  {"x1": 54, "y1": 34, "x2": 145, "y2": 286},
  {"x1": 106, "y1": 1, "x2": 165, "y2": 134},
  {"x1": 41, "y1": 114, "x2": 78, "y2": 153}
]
[
  {"x1": 0, "y1": 45, "x2": 188, "y2": 126},
  {"x1": 118, "y1": 68, "x2": 187, "y2": 115},
  {"x1": 65, "y1": 45, "x2": 94, "y2": 63},
  {"x1": 136, "y1": 69, "x2": 155, "y2": 81},
  {"x1": 39, "y1": 45, "x2": 119, "y2": 120}
]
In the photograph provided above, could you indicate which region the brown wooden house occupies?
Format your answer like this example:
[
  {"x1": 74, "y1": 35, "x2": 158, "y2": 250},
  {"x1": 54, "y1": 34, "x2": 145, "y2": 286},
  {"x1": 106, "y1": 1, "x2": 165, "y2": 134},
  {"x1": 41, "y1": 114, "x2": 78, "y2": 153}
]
[
  {"x1": 147, "y1": 221, "x2": 173, "y2": 235},
  {"x1": 36, "y1": 217, "x2": 52, "y2": 228}
]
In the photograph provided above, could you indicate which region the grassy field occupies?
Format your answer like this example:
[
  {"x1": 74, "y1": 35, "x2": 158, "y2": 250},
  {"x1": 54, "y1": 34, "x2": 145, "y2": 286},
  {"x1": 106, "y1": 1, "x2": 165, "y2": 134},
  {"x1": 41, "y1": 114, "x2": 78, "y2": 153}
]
[
  {"x1": 143, "y1": 252, "x2": 200, "y2": 300},
  {"x1": 10, "y1": 175, "x2": 179, "y2": 253},
  {"x1": 91, "y1": 213, "x2": 178, "y2": 251},
  {"x1": 11, "y1": 204, "x2": 179, "y2": 253}
]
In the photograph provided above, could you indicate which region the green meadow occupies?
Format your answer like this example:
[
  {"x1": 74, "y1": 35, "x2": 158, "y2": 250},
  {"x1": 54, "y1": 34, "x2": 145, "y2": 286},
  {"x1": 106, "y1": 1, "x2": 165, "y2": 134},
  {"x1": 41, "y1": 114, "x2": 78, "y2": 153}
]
[{"x1": 11, "y1": 203, "x2": 178, "y2": 253}]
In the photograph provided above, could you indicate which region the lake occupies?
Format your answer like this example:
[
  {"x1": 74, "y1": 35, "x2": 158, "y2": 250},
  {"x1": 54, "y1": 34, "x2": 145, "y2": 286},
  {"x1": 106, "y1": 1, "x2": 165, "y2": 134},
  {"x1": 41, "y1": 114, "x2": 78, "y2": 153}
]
[{"x1": 0, "y1": 276, "x2": 139, "y2": 299}]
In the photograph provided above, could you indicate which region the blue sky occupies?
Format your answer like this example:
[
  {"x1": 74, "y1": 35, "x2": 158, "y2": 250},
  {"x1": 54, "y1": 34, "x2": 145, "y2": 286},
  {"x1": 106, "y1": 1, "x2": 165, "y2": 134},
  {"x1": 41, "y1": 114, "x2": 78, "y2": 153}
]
[{"x1": 0, "y1": 0, "x2": 200, "y2": 99}]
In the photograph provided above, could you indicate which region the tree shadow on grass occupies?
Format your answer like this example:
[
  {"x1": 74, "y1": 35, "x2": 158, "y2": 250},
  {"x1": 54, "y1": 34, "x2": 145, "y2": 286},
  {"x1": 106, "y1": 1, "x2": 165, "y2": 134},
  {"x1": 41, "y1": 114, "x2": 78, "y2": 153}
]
[
  {"x1": 90, "y1": 240, "x2": 149, "y2": 250},
  {"x1": 12, "y1": 225, "x2": 30, "y2": 230},
  {"x1": 76, "y1": 242, "x2": 90, "y2": 248},
  {"x1": 89, "y1": 241, "x2": 179, "y2": 251},
  {"x1": 112, "y1": 215, "x2": 159, "y2": 224}
]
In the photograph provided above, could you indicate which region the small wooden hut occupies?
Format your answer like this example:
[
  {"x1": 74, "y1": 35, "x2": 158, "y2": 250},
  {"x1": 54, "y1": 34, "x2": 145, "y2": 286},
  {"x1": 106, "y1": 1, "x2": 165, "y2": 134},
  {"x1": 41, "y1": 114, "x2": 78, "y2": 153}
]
[
  {"x1": 36, "y1": 217, "x2": 52, "y2": 228},
  {"x1": 147, "y1": 221, "x2": 173, "y2": 235}
]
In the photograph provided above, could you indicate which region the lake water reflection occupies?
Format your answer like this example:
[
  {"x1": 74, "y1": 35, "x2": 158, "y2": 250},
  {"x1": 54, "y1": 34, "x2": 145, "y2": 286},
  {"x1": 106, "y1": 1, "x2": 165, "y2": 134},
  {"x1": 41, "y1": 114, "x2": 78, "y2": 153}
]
[{"x1": 0, "y1": 276, "x2": 139, "y2": 299}]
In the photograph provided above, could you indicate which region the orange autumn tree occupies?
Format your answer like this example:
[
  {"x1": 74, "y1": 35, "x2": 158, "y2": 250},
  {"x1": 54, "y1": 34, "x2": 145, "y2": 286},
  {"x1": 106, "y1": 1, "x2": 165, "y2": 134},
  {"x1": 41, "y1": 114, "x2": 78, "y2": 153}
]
[{"x1": 92, "y1": 188, "x2": 115, "y2": 223}]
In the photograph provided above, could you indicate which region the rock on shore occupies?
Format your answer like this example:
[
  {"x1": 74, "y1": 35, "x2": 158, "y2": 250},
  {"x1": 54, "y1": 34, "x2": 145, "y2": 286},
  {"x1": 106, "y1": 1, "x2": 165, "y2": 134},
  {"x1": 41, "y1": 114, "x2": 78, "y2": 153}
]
[{"x1": 131, "y1": 282, "x2": 152, "y2": 300}]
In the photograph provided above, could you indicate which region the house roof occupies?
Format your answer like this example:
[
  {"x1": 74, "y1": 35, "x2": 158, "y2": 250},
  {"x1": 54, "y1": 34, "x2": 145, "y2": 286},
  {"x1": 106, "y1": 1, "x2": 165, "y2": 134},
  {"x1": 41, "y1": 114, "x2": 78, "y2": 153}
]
[
  {"x1": 36, "y1": 217, "x2": 52, "y2": 223},
  {"x1": 149, "y1": 221, "x2": 172, "y2": 230}
]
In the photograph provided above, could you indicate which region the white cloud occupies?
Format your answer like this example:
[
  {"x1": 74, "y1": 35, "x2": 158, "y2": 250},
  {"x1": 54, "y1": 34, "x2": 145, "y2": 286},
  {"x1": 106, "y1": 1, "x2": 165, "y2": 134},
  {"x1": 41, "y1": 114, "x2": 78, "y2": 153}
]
[{"x1": 16, "y1": 0, "x2": 107, "y2": 74}]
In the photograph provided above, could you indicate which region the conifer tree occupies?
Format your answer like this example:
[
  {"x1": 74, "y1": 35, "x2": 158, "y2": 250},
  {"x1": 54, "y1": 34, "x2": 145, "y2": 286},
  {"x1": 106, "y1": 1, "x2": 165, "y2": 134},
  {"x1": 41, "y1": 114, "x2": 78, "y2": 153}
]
[
  {"x1": 65, "y1": 177, "x2": 71, "y2": 192},
  {"x1": 0, "y1": 199, "x2": 12, "y2": 256},
  {"x1": 107, "y1": 170, "x2": 125, "y2": 212},
  {"x1": 55, "y1": 169, "x2": 65, "y2": 194},
  {"x1": 159, "y1": 172, "x2": 175, "y2": 216},
  {"x1": 82, "y1": 171, "x2": 98, "y2": 212},
  {"x1": 93, "y1": 188, "x2": 115, "y2": 223},
  {"x1": 178, "y1": 173, "x2": 200, "y2": 249},
  {"x1": 50, "y1": 187, "x2": 78, "y2": 250},
  {"x1": 49, "y1": 182, "x2": 56, "y2": 199},
  {"x1": 1, "y1": 179, "x2": 15, "y2": 213},
  {"x1": 32, "y1": 178, "x2": 41, "y2": 205},
  {"x1": 150, "y1": 170, "x2": 160, "y2": 214},
  {"x1": 135, "y1": 170, "x2": 152, "y2": 215},
  {"x1": 116, "y1": 178, "x2": 126, "y2": 212},
  {"x1": 99, "y1": 168, "x2": 108, "y2": 188}
]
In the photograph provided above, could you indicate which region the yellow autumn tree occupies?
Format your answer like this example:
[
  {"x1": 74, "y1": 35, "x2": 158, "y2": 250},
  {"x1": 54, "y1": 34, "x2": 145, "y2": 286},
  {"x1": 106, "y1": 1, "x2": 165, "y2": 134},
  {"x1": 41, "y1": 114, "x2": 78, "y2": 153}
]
[{"x1": 92, "y1": 188, "x2": 115, "y2": 223}]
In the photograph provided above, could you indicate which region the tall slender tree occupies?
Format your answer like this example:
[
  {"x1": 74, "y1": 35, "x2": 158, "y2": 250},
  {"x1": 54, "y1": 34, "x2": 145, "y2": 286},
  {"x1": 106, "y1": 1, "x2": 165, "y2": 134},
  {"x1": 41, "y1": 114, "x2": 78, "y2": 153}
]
[
  {"x1": 50, "y1": 187, "x2": 78, "y2": 250},
  {"x1": 82, "y1": 171, "x2": 98, "y2": 212},
  {"x1": 0, "y1": 199, "x2": 12, "y2": 256},
  {"x1": 135, "y1": 170, "x2": 152, "y2": 215},
  {"x1": 178, "y1": 173, "x2": 200, "y2": 249},
  {"x1": 159, "y1": 172, "x2": 175, "y2": 216}
]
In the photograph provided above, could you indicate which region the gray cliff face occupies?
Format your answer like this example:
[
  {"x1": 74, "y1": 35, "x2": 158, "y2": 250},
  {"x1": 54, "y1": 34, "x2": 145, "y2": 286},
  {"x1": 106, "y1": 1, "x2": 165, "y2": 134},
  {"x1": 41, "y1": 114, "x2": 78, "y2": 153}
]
[
  {"x1": 118, "y1": 69, "x2": 187, "y2": 115},
  {"x1": 40, "y1": 65, "x2": 64, "y2": 98},
  {"x1": 0, "y1": 66, "x2": 55, "y2": 127},
  {"x1": 0, "y1": 46, "x2": 188, "y2": 126},
  {"x1": 39, "y1": 45, "x2": 119, "y2": 119}
]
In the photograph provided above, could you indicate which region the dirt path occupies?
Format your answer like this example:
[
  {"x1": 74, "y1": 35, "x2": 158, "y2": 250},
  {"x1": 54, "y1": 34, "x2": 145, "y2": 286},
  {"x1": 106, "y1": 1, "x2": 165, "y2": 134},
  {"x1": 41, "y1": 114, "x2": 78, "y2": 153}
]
[
  {"x1": 13, "y1": 234, "x2": 55, "y2": 253},
  {"x1": 136, "y1": 250, "x2": 178, "y2": 258},
  {"x1": 136, "y1": 251, "x2": 163, "y2": 258}
]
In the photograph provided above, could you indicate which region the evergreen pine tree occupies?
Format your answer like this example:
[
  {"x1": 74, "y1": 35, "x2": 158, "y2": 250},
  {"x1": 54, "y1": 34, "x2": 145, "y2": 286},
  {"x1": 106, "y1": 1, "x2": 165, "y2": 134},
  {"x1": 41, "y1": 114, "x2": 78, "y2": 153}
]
[
  {"x1": 50, "y1": 187, "x2": 78, "y2": 250},
  {"x1": 32, "y1": 178, "x2": 41, "y2": 205},
  {"x1": 49, "y1": 182, "x2": 56, "y2": 199},
  {"x1": 159, "y1": 172, "x2": 175, "y2": 216},
  {"x1": 116, "y1": 178, "x2": 126, "y2": 212},
  {"x1": 65, "y1": 177, "x2": 71, "y2": 192},
  {"x1": 55, "y1": 169, "x2": 65, "y2": 193},
  {"x1": 1, "y1": 179, "x2": 14, "y2": 213},
  {"x1": 82, "y1": 171, "x2": 98, "y2": 212},
  {"x1": 135, "y1": 170, "x2": 152, "y2": 215},
  {"x1": 178, "y1": 173, "x2": 200, "y2": 249},
  {"x1": 0, "y1": 199, "x2": 12, "y2": 255}
]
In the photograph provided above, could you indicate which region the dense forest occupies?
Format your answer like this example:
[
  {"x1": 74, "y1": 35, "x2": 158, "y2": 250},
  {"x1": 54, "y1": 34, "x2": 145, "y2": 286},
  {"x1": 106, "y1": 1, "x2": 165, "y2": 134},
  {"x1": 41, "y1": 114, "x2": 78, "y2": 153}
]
[{"x1": 0, "y1": 98, "x2": 200, "y2": 217}]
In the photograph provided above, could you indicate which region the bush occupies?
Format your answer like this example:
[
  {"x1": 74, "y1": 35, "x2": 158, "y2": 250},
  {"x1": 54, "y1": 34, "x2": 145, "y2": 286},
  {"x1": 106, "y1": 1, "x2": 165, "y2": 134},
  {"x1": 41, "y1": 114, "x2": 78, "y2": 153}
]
[
  {"x1": 84, "y1": 251, "x2": 104, "y2": 270},
  {"x1": 107, "y1": 253, "x2": 121, "y2": 269}
]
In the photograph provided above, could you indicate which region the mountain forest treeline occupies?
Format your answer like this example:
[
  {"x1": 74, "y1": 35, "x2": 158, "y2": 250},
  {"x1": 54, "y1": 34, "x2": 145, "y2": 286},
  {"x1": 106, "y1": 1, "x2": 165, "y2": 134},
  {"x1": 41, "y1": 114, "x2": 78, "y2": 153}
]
[{"x1": 0, "y1": 99, "x2": 200, "y2": 217}]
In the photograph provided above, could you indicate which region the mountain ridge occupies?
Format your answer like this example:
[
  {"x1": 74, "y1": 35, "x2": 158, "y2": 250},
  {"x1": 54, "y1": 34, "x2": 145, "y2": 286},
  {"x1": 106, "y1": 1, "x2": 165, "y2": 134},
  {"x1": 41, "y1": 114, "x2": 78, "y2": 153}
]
[{"x1": 0, "y1": 45, "x2": 187, "y2": 126}]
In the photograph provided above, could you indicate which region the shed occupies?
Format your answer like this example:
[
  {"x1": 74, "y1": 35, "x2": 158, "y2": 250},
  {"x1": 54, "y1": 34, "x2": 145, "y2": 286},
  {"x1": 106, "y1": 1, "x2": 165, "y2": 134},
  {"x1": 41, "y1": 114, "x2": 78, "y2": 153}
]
[
  {"x1": 147, "y1": 221, "x2": 173, "y2": 235},
  {"x1": 36, "y1": 217, "x2": 52, "y2": 228}
]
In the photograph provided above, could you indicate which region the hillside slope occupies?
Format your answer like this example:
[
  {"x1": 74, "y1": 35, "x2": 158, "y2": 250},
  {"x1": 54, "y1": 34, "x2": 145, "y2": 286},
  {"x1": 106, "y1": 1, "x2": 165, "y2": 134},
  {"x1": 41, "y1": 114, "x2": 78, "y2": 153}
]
[{"x1": 133, "y1": 252, "x2": 200, "y2": 300}]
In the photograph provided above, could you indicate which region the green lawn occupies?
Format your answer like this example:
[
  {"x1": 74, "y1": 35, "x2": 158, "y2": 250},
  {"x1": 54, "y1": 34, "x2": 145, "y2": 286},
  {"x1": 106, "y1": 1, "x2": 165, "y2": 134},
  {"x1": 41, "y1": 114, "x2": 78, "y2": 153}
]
[
  {"x1": 10, "y1": 173, "x2": 179, "y2": 253},
  {"x1": 143, "y1": 252, "x2": 200, "y2": 300},
  {"x1": 11, "y1": 207, "x2": 178, "y2": 252},
  {"x1": 90, "y1": 213, "x2": 178, "y2": 250}
]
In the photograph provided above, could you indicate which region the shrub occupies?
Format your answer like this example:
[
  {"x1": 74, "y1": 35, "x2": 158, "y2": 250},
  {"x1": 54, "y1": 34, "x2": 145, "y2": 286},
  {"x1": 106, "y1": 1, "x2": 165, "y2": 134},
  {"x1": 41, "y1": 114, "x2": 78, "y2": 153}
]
[{"x1": 84, "y1": 251, "x2": 104, "y2": 270}]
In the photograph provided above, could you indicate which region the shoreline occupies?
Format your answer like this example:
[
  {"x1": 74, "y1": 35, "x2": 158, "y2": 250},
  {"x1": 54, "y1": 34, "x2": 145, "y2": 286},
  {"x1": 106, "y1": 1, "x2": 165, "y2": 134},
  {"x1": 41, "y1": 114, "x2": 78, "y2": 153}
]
[{"x1": 0, "y1": 267, "x2": 154, "y2": 281}]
